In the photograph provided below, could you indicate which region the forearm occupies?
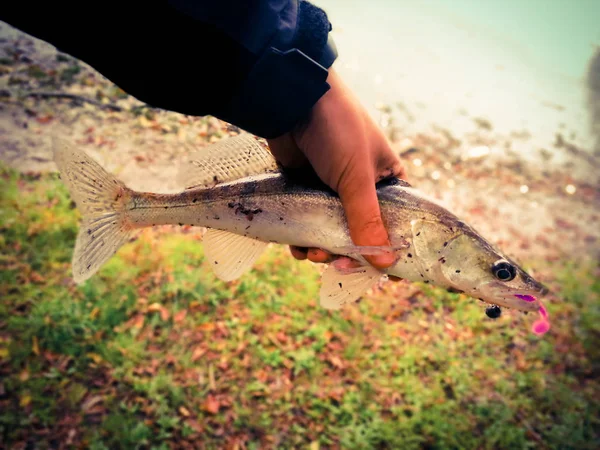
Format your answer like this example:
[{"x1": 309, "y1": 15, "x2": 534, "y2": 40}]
[{"x1": 1, "y1": 0, "x2": 337, "y2": 138}]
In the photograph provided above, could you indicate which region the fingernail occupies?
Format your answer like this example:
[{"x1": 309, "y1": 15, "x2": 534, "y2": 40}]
[{"x1": 370, "y1": 251, "x2": 396, "y2": 268}]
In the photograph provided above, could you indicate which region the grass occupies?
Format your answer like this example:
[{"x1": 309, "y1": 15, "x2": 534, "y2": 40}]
[{"x1": 0, "y1": 165, "x2": 598, "y2": 449}]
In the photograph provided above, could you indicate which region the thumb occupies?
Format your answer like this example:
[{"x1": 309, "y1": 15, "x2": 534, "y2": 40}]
[
  {"x1": 266, "y1": 134, "x2": 308, "y2": 168},
  {"x1": 337, "y1": 170, "x2": 395, "y2": 269}
]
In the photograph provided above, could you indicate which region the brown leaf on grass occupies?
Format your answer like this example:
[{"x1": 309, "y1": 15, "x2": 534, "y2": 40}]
[
  {"x1": 240, "y1": 354, "x2": 251, "y2": 368},
  {"x1": 89, "y1": 307, "x2": 100, "y2": 319},
  {"x1": 191, "y1": 347, "x2": 206, "y2": 362},
  {"x1": 371, "y1": 339, "x2": 383, "y2": 352},
  {"x1": 234, "y1": 341, "x2": 248, "y2": 355},
  {"x1": 86, "y1": 353, "x2": 103, "y2": 364},
  {"x1": 203, "y1": 395, "x2": 220, "y2": 414},
  {"x1": 160, "y1": 307, "x2": 170, "y2": 321},
  {"x1": 329, "y1": 355, "x2": 344, "y2": 369},
  {"x1": 20, "y1": 394, "x2": 32, "y2": 407},
  {"x1": 179, "y1": 406, "x2": 191, "y2": 417},
  {"x1": 81, "y1": 395, "x2": 103, "y2": 413},
  {"x1": 328, "y1": 387, "x2": 344, "y2": 402},
  {"x1": 147, "y1": 302, "x2": 162, "y2": 313},
  {"x1": 198, "y1": 322, "x2": 216, "y2": 332},
  {"x1": 217, "y1": 357, "x2": 229, "y2": 371},
  {"x1": 29, "y1": 271, "x2": 45, "y2": 283},
  {"x1": 215, "y1": 321, "x2": 229, "y2": 338},
  {"x1": 185, "y1": 419, "x2": 204, "y2": 434},
  {"x1": 208, "y1": 364, "x2": 216, "y2": 390},
  {"x1": 255, "y1": 369, "x2": 269, "y2": 383},
  {"x1": 122, "y1": 313, "x2": 145, "y2": 331},
  {"x1": 174, "y1": 309, "x2": 187, "y2": 323},
  {"x1": 147, "y1": 303, "x2": 170, "y2": 321},
  {"x1": 514, "y1": 349, "x2": 527, "y2": 371}
]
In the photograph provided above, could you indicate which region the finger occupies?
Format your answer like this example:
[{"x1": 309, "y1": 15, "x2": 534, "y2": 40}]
[
  {"x1": 377, "y1": 152, "x2": 406, "y2": 181},
  {"x1": 290, "y1": 246, "x2": 308, "y2": 260},
  {"x1": 395, "y1": 160, "x2": 407, "y2": 180},
  {"x1": 307, "y1": 248, "x2": 334, "y2": 263},
  {"x1": 267, "y1": 134, "x2": 308, "y2": 168},
  {"x1": 338, "y1": 170, "x2": 395, "y2": 269},
  {"x1": 331, "y1": 257, "x2": 363, "y2": 271}
]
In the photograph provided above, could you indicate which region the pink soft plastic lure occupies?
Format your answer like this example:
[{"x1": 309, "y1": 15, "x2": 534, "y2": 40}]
[
  {"x1": 532, "y1": 303, "x2": 551, "y2": 335},
  {"x1": 515, "y1": 294, "x2": 550, "y2": 335}
]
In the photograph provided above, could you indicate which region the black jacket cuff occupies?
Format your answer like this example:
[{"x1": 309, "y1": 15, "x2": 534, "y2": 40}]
[{"x1": 222, "y1": 1, "x2": 338, "y2": 139}]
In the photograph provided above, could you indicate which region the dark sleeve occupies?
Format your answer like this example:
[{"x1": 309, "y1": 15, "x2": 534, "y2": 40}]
[{"x1": 1, "y1": 0, "x2": 337, "y2": 138}]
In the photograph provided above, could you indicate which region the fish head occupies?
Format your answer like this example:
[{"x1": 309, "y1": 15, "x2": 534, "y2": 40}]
[{"x1": 410, "y1": 218, "x2": 549, "y2": 312}]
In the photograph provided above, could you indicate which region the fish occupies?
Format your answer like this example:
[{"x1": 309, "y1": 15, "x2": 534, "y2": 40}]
[{"x1": 52, "y1": 133, "x2": 550, "y2": 333}]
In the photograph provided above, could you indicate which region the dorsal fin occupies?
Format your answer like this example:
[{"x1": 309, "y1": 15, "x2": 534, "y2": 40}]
[{"x1": 178, "y1": 134, "x2": 280, "y2": 190}]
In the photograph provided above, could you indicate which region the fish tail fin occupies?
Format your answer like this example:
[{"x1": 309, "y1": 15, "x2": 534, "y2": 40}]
[{"x1": 53, "y1": 137, "x2": 134, "y2": 283}]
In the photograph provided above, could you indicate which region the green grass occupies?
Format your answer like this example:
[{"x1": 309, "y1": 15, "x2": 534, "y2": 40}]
[{"x1": 0, "y1": 165, "x2": 599, "y2": 449}]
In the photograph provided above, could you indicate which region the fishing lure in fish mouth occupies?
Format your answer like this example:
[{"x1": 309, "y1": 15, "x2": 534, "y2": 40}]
[
  {"x1": 484, "y1": 301, "x2": 550, "y2": 335},
  {"x1": 52, "y1": 133, "x2": 551, "y2": 335}
]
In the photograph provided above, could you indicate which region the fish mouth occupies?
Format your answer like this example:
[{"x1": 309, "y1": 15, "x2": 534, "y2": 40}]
[
  {"x1": 481, "y1": 282, "x2": 544, "y2": 312},
  {"x1": 508, "y1": 283, "x2": 549, "y2": 311},
  {"x1": 504, "y1": 293, "x2": 539, "y2": 312},
  {"x1": 514, "y1": 294, "x2": 538, "y2": 303},
  {"x1": 485, "y1": 275, "x2": 549, "y2": 312}
]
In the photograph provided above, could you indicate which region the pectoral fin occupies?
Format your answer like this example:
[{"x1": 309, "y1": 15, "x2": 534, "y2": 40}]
[
  {"x1": 320, "y1": 264, "x2": 384, "y2": 310},
  {"x1": 203, "y1": 229, "x2": 268, "y2": 281}
]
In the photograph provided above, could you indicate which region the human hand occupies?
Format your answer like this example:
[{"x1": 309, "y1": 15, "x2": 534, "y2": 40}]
[{"x1": 267, "y1": 69, "x2": 406, "y2": 270}]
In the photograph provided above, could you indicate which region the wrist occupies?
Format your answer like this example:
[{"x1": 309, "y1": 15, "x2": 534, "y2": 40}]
[{"x1": 291, "y1": 68, "x2": 346, "y2": 144}]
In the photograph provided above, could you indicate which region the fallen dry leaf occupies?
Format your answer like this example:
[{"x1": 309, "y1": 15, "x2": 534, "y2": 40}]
[
  {"x1": 32, "y1": 336, "x2": 39, "y2": 355},
  {"x1": 174, "y1": 310, "x2": 187, "y2": 323},
  {"x1": 203, "y1": 395, "x2": 219, "y2": 415},
  {"x1": 329, "y1": 355, "x2": 344, "y2": 369},
  {"x1": 20, "y1": 394, "x2": 32, "y2": 407},
  {"x1": 191, "y1": 347, "x2": 206, "y2": 362}
]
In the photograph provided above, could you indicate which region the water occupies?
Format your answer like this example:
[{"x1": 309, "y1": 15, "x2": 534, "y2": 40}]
[{"x1": 319, "y1": 0, "x2": 600, "y2": 155}]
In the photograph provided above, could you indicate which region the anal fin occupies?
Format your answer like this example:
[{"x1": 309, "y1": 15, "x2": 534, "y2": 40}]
[
  {"x1": 203, "y1": 229, "x2": 268, "y2": 281},
  {"x1": 320, "y1": 264, "x2": 384, "y2": 310}
]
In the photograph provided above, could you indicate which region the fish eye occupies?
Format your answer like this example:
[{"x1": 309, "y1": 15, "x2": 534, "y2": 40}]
[{"x1": 491, "y1": 260, "x2": 516, "y2": 281}]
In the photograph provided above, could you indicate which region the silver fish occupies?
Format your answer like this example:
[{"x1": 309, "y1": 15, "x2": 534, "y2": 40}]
[{"x1": 53, "y1": 134, "x2": 549, "y2": 324}]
